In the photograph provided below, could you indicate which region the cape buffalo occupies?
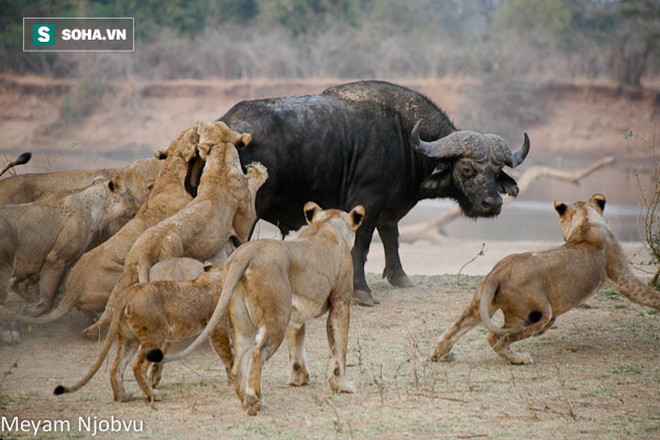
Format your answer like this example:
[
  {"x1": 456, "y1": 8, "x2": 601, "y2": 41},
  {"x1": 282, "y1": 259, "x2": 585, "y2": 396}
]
[{"x1": 204, "y1": 80, "x2": 530, "y2": 306}]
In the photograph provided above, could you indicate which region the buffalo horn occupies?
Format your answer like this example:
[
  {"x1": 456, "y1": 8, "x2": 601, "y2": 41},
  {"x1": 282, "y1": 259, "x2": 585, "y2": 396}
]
[
  {"x1": 410, "y1": 119, "x2": 487, "y2": 160},
  {"x1": 509, "y1": 133, "x2": 530, "y2": 168},
  {"x1": 484, "y1": 133, "x2": 531, "y2": 168}
]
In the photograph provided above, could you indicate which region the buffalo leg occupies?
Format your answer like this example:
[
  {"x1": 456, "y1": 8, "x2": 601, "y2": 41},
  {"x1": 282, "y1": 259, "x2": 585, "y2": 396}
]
[
  {"x1": 351, "y1": 215, "x2": 379, "y2": 306},
  {"x1": 377, "y1": 221, "x2": 412, "y2": 288}
]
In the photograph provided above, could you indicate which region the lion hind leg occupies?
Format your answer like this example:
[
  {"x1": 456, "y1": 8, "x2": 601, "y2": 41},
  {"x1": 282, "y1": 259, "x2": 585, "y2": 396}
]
[
  {"x1": 431, "y1": 295, "x2": 481, "y2": 362},
  {"x1": 230, "y1": 326, "x2": 256, "y2": 408},
  {"x1": 244, "y1": 325, "x2": 284, "y2": 416},
  {"x1": 486, "y1": 306, "x2": 553, "y2": 365},
  {"x1": 149, "y1": 342, "x2": 170, "y2": 388},
  {"x1": 209, "y1": 313, "x2": 233, "y2": 381},
  {"x1": 286, "y1": 321, "x2": 310, "y2": 386},
  {"x1": 133, "y1": 344, "x2": 162, "y2": 402},
  {"x1": 110, "y1": 333, "x2": 138, "y2": 402}
]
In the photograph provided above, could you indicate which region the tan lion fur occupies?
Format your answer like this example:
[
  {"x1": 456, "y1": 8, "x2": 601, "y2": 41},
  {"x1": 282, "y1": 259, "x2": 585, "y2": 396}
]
[
  {"x1": 151, "y1": 202, "x2": 365, "y2": 416},
  {"x1": 89, "y1": 122, "x2": 265, "y2": 334},
  {"x1": 0, "y1": 157, "x2": 160, "y2": 206},
  {"x1": 148, "y1": 257, "x2": 206, "y2": 282},
  {"x1": 431, "y1": 194, "x2": 660, "y2": 365},
  {"x1": 0, "y1": 175, "x2": 142, "y2": 341},
  {"x1": 2, "y1": 126, "x2": 201, "y2": 330},
  {"x1": 53, "y1": 265, "x2": 231, "y2": 402}
]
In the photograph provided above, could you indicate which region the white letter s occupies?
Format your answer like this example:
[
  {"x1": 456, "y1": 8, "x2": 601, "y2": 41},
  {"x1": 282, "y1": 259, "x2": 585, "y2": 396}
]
[{"x1": 37, "y1": 26, "x2": 50, "y2": 43}]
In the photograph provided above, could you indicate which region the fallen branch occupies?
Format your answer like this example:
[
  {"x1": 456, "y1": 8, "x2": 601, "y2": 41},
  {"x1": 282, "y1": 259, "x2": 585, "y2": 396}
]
[{"x1": 399, "y1": 156, "x2": 615, "y2": 243}]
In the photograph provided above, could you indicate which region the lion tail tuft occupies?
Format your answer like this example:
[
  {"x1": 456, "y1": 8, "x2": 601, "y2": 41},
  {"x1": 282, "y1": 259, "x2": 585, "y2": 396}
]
[
  {"x1": 53, "y1": 385, "x2": 68, "y2": 395},
  {"x1": 146, "y1": 349, "x2": 164, "y2": 363}
]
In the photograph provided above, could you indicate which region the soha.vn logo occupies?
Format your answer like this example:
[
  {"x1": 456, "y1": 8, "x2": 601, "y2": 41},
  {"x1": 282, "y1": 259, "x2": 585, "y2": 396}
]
[{"x1": 33, "y1": 24, "x2": 55, "y2": 45}]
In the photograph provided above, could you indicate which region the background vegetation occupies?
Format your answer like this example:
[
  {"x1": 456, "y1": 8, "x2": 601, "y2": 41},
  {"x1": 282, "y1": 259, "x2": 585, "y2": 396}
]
[{"x1": 1, "y1": 0, "x2": 658, "y2": 87}]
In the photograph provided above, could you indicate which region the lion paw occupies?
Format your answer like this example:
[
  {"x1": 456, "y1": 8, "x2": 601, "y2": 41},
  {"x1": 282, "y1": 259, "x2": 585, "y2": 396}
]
[
  {"x1": 151, "y1": 389, "x2": 163, "y2": 402},
  {"x1": 430, "y1": 352, "x2": 454, "y2": 363},
  {"x1": 507, "y1": 351, "x2": 534, "y2": 365},
  {"x1": 0, "y1": 330, "x2": 20, "y2": 345},
  {"x1": 288, "y1": 363, "x2": 310, "y2": 387},
  {"x1": 244, "y1": 390, "x2": 262, "y2": 416},
  {"x1": 115, "y1": 392, "x2": 134, "y2": 402},
  {"x1": 329, "y1": 377, "x2": 357, "y2": 394}
]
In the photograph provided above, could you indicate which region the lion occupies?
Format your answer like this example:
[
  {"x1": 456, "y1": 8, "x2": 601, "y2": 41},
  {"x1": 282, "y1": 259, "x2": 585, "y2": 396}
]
[
  {"x1": 431, "y1": 193, "x2": 660, "y2": 365},
  {"x1": 86, "y1": 122, "x2": 265, "y2": 335},
  {"x1": 0, "y1": 175, "x2": 143, "y2": 341},
  {"x1": 148, "y1": 202, "x2": 365, "y2": 416},
  {"x1": 0, "y1": 125, "x2": 202, "y2": 330},
  {"x1": 0, "y1": 156, "x2": 160, "y2": 206},
  {"x1": 53, "y1": 264, "x2": 232, "y2": 402},
  {"x1": 148, "y1": 257, "x2": 206, "y2": 282}
]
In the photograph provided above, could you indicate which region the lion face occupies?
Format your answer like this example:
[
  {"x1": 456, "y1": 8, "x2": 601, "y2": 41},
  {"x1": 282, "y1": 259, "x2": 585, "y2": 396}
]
[{"x1": 554, "y1": 193, "x2": 606, "y2": 242}]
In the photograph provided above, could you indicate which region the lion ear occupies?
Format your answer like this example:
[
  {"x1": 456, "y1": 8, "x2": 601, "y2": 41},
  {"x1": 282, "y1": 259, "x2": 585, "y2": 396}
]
[
  {"x1": 198, "y1": 143, "x2": 212, "y2": 158},
  {"x1": 304, "y1": 201, "x2": 322, "y2": 224},
  {"x1": 554, "y1": 201, "x2": 567, "y2": 217},
  {"x1": 154, "y1": 148, "x2": 168, "y2": 160},
  {"x1": 107, "y1": 175, "x2": 123, "y2": 193},
  {"x1": 236, "y1": 133, "x2": 251, "y2": 149},
  {"x1": 349, "y1": 205, "x2": 365, "y2": 230},
  {"x1": 590, "y1": 193, "x2": 606, "y2": 213}
]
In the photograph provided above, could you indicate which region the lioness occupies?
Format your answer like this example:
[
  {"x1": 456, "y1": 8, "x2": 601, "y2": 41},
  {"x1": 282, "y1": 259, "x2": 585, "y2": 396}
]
[
  {"x1": 148, "y1": 202, "x2": 365, "y2": 416},
  {"x1": 431, "y1": 194, "x2": 660, "y2": 365},
  {"x1": 0, "y1": 175, "x2": 142, "y2": 338},
  {"x1": 1, "y1": 125, "x2": 202, "y2": 330},
  {"x1": 88, "y1": 122, "x2": 265, "y2": 334},
  {"x1": 0, "y1": 156, "x2": 160, "y2": 206},
  {"x1": 53, "y1": 265, "x2": 231, "y2": 402}
]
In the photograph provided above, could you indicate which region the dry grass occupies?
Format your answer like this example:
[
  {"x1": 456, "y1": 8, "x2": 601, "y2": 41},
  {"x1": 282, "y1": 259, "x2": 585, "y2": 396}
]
[{"x1": 2, "y1": 274, "x2": 659, "y2": 439}]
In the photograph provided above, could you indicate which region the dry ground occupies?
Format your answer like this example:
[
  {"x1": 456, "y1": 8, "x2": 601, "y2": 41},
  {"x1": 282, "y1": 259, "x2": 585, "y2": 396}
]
[
  {"x1": 1, "y1": 273, "x2": 659, "y2": 439},
  {"x1": 1, "y1": 77, "x2": 660, "y2": 439}
]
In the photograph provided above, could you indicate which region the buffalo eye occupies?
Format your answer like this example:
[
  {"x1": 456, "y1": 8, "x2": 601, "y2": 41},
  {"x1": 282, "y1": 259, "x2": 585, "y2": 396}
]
[{"x1": 460, "y1": 165, "x2": 475, "y2": 179}]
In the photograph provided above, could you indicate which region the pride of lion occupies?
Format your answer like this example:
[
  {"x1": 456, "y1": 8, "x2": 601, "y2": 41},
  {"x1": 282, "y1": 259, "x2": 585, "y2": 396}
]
[{"x1": 1, "y1": 117, "x2": 658, "y2": 417}]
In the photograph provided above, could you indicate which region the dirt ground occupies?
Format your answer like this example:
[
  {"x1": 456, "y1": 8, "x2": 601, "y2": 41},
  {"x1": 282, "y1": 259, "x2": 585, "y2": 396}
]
[
  {"x1": 1, "y1": 77, "x2": 660, "y2": 439},
  {"x1": 2, "y1": 273, "x2": 660, "y2": 439}
]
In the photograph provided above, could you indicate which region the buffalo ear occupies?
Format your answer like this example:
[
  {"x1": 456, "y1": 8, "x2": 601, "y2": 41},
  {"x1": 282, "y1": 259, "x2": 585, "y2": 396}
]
[
  {"x1": 497, "y1": 171, "x2": 519, "y2": 197},
  {"x1": 554, "y1": 201, "x2": 567, "y2": 217},
  {"x1": 421, "y1": 163, "x2": 451, "y2": 190},
  {"x1": 304, "y1": 201, "x2": 322, "y2": 224},
  {"x1": 350, "y1": 205, "x2": 365, "y2": 230}
]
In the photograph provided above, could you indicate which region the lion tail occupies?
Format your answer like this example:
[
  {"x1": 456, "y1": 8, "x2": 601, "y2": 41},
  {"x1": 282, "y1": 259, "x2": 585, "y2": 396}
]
[
  {"x1": 0, "y1": 291, "x2": 80, "y2": 326},
  {"x1": 53, "y1": 301, "x2": 125, "y2": 396},
  {"x1": 147, "y1": 254, "x2": 250, "y2": 364},
  {"x1": 479, "y1": 276, "x2": 547, "y2": 336},
  {"x1": 137, "y1": 256, "x2": 151, "y2": 285},
  {"x1": 479, "y1": 276, "x2": 529, "y2": 336}
]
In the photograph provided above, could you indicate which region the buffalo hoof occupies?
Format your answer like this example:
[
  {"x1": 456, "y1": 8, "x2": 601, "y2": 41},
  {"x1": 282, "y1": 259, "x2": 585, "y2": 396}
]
[
  {"x1": 382, "y1": 268, "x2": 414, "y2": 288},
  {"x1": 352, "y1": 289, "x2": 380, "y2": 307},
  {"x1": 390, "y1": 274, "x2": 413, "y2": 288}
]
